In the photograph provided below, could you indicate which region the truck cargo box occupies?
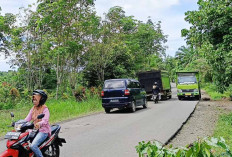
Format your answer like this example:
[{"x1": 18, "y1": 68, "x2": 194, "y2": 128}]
[{"x1": 137, "y1": 70, "x2": 172, "y2": 100}]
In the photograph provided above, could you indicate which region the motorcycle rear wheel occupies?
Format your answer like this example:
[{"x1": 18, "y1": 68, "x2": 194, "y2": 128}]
[{"x1": 43, "y1": 144, "x2": 60, "y2": 157}]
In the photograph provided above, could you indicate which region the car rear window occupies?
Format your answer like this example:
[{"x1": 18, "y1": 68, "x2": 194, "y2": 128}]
[{"x1": 104, "y1": 80, "x2": 126, "y2": 89}]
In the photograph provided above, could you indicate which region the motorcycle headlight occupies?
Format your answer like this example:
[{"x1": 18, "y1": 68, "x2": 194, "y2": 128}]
[
  {"x1": 14, "y1": 124, "x2": 22, "y2": 131},
  {"x1": 194, "y1": 89, "x2": 199, "y2": 92},
  {"x1": 177, "y1": 89, "x2": 182, "y2": 93}
]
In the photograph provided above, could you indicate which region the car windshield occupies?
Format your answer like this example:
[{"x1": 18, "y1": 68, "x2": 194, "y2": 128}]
[
  {"x1": 104, "y1": 80, "x2": 125, "y2": 89},
  {"x1": 178, "y1": 76, "x2": 197, "y2": 84}
]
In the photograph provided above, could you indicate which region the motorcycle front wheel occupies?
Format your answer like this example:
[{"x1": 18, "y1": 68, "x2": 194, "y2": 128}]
[{"x1": 43, "y1": 144, "x2": 60, "y2": 157}]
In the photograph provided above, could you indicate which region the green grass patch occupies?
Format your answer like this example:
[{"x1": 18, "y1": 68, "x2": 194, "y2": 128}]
[
  {"x1": 0, "y1": 96, "x2": 102, "y2": 137},
  {"x1": 213, "y1": 112, "x2": 232, "y2": 150},
  {"x1": 202, "y1": 83, "x2": 230, "y2": 100}
]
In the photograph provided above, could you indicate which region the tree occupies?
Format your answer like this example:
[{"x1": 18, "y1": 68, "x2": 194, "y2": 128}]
[
  {"x1": 182, "y1": 0, "x2": 232, "y2": 92},
  {"x1": 0, "y1": 7, "x2": 16, "y2": 57}
]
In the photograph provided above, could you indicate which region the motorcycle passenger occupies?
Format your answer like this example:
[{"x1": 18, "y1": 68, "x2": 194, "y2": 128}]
[
  {"x1": 25, "y1": 90, "x2": 51, "y2": 157},
  {"x1": 152, "y1": 82, "x2": 160, "y2": 103}
]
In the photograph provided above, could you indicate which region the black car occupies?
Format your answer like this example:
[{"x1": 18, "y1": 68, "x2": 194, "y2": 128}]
[{"x1": 101, "y1": 79, "x2": 147, "y2": 113}]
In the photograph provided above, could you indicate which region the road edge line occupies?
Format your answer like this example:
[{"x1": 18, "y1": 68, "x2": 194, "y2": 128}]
[{"x1": 163, "y1": 101, "x2": 199, "y2": 146}]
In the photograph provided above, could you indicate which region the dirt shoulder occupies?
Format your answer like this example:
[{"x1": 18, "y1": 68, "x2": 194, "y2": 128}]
[{"x1": 169, "y1": 90, "x2": 232, "y2": 147}]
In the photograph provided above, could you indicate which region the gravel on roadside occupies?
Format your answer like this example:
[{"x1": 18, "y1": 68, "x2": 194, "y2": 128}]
[{"x1": 168, "y1": 90, "x2": 232, "y2": 147}]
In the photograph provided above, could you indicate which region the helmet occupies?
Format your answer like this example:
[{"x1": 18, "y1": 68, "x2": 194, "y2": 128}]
[
  {"x1": 154, "y1": 82, "x2": 158, "y2": 85},
  {"x1": 32, "y1": 89, "x2": 47, "y2": 106}
]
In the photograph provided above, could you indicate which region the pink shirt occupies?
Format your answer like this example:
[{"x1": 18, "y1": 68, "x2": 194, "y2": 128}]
[{"x1": 25, "y1": 106, "x2": 51, "y2": 137}]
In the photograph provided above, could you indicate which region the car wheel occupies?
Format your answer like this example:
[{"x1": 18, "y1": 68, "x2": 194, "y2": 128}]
[
  {"x1": 130, "y1": 101, "x2": 136, "y2": 113},
  {"x1": 143, "y1": 98, "x2": 147, "y2": 108},
  {"x1": 105, "y1": 108, "x2": 111, "y2": 113}
]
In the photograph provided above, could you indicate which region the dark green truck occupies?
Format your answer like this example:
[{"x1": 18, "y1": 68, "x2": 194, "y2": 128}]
[
  {"x1": 138, "y1": 70, "x2": 172, "y2": 100},
  {"x1": 176, "y1": 71, "x2": 201, "y2": 100}
]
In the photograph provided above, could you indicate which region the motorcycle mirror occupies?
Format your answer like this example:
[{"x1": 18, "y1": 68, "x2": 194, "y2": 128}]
[
  {"x1": 10, "y1": 112, "x2": 14, "y2": 118},
  {"x1": 37, "y1": 114, "x2": 45, "y2": 119}
]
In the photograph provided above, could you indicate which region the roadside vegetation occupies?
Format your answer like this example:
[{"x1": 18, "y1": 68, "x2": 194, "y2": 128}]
[
  {"x1": 202, "y1": 83, "x2": 232, "y2": 100},
  {"x1": 0, "y1": 96, "x2": 102, "y2": 137},
  {"x1": 135, "y1": 0, "x2": 232, "y2": 156},
  {"x1": 0, "y1": 0, "x2": 167, "y2": 137},
  {"x1": 214, "y1": 112, "x2": 232, "y2": 153},
  {"x1": 136, "y1": 137, "x2": 232, "y2": 157},
  {"x1": 0, "y1": 0, "x2": 231, "y2": 156}
]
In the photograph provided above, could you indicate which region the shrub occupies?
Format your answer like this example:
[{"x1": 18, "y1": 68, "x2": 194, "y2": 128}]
[
  {"x1": 10, "y1": 88, "x2": 20, "y2": 98},
  {"x1": 227, "y1": 84, "x2": 232, "y2": 101},
  {"x1": 74, "y1": 86, "x2": 86, "y2": 101},
  {"x1": 203, "y1": 83, "x2": 229, "y2": 100},
  {"x1": 62, "y1": 93, "x2": 69, "y2": 99},
  {"x1": 135, "y1": 137, "x2": 232, "y2": 157}
]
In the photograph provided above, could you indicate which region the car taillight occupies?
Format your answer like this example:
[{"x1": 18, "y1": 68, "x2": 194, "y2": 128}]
[
  {"x1": 101, "y1": 91, "x2": 104, "y2": 97},
  {"x1": 125, "y1": 89, "x2": 130, "y2": 95}
]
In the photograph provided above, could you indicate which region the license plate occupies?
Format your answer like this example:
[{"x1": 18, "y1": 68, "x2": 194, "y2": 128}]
[
  {"x1": 110, "y1": 99, "x2": 119, "y2": 102},
  {"x1": 185, "y1": 93, "x2": 191, "y2": 96},
  {"x1": 5, "y1": 132, "x2": 21, "y2": 140}
]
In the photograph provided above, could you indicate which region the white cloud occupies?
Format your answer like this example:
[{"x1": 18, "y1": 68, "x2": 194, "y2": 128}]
[
  {"x1": 95, "y1": 0, "x2": 181, "y2": 21},
  {"x1": 0, "y1": 0, "x2": 37, "y2": 15},
  {"x1": 111, "y1": 0, "x2": 180, "y2": 10}
]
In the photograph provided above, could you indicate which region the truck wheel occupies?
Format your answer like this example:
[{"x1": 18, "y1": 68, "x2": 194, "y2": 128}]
[
  {"x1": 161, "y1": 95, "x2": 167, "y2": 100},
  {"x1": 195, "y1": 96, "x2": 200, "y2": 100},
  {"x1": 178, "y1": 96, "x2": 182, "y2": 100},
  {"x1": 104, "y1": 108, "x2": 111, "y2": 113},
  {"x1": 130, "y1": 101, "x2": 136, "y2": 113},
  {"x1": 169, "y1": 95, "x2": 172, "y2": 99},
  {"x1": 143, "y1": 99, "x2": 147, "y2": 108}
]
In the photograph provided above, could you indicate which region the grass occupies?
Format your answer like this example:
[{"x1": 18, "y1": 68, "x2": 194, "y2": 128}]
[
  {"x1": 213, "y1": 112, "x2": 232, "y2": 153},
  {"x1": 202, "y1": 83, "x2": 231, "y2": 100},
  {"x1": 0, "y1": 96, "x2": 102, "y2": 137}
]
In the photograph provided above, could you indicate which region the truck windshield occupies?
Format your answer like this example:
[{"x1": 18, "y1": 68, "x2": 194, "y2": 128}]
[
  {"x1": 178, "y1": 76, "x2": 197, "y2": 84},
  {"x1": 104, "y1": 80, "x2": 125, "y2": 89}
]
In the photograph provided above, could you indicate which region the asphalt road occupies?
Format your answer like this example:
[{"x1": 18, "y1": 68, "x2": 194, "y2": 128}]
[{"x1": 0, "y1": 84, "x2": 198, "y2": 157}]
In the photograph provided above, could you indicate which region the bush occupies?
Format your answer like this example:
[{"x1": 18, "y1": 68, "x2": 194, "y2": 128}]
[
  {"x1": 10, "y1": 88, "x2": 20, "y2": 99},
  {"x1": 226, "y1": 84, "x2": 232, "y2": 101},
  {"x1": 203, "y1": 83, "x2": 230, "y2": 100},
  {"x1": 214, "y1": 112, "x2": 232, "y2": 152},
  {"x1": 135, "y1": 137, "x2": 232, "y2": 157},
  {"x1": 74, "y1": 86, "x2": 87, "y2": 101},
  {"x1": 62, "y1": 93, "x2": 69, "y2": 99}
]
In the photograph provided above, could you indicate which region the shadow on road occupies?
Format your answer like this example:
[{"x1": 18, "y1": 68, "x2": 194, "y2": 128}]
[
  {"x1": 178, "y1": 98, "x2": 199, "y2": 101},
  {"x1": 108, "y1": 106, "x2": 152, "y2": 114}
]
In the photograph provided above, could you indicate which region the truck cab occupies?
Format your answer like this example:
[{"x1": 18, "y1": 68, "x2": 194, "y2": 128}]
[{"x1": 176, "y1": 71, "x2": 201, "y2": 100}]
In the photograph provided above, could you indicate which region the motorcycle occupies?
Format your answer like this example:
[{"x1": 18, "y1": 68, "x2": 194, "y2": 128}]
[
  {"x1": 152, "y1": 93, "x2": 160, "y2": 104},
  {"x1": 0, "y1": 112, "x2": 66, "y2": 157}
]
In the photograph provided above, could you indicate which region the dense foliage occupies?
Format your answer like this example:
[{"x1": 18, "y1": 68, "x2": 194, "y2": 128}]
[
  {"x1": 0, "y1": 7, "x2": 15, "y2": 56},
  {"x1": 181, "y1": 0, "x2": 232, "y2": 93},
  {"x1": 0, "y1": 0, "x2": 231, "y2": 109},
  {"x1": 136, "y1": 137, "x2": 232, "y2": 157},
  {"x1": 0, "y1": 1, "x2": 167, "y2": 102}
]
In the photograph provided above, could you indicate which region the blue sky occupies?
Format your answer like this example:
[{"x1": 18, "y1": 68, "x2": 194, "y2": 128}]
[{"x1": 0, "y1": 0, "x2": 198, "y2": 71}]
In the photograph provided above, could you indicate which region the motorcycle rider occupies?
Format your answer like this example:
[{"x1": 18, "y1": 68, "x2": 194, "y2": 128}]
[
  {"x1": 25, "y1": 90, "x2": 51, "y2": 157},
  {"x1": 152, "y1": 82, "x2": 160, "y2": 103}
]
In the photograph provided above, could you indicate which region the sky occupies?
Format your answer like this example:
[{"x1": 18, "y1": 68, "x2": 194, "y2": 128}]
[{"x1": 0, "y1": 0, "x2": 198, "y2": 71}]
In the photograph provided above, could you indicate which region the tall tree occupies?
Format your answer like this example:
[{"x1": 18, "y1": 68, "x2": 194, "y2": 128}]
[
  {"x1": 0, "y1": 7, "x2": 16, "y2": 57},
  {"x1": 182, "y1": 0, "x2": 232, "y2": 92}
]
